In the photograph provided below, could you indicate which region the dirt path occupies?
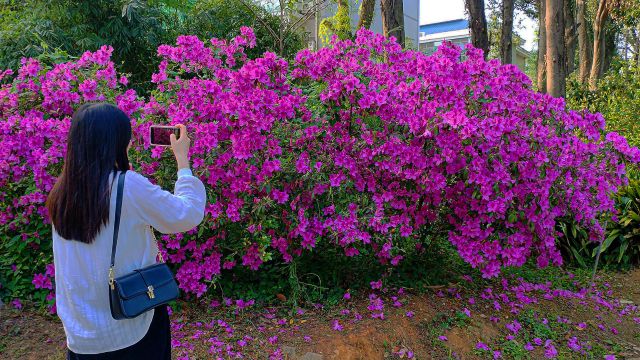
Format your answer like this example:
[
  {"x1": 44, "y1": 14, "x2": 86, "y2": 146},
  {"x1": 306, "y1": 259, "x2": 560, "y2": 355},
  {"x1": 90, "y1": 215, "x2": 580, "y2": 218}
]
[{"x1": 2, "y1": 268, "x2": 640, "y2": 359}]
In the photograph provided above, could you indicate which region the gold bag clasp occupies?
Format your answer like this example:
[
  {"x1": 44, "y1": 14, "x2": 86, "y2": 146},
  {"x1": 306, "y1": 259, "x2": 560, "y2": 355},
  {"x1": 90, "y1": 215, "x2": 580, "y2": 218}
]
[
  {"x1": 147, "y1": 285, "x2": 155, "y2": 299},
  {"x1": 108, "y1": 268, "x2": 115, "y2": 290}
]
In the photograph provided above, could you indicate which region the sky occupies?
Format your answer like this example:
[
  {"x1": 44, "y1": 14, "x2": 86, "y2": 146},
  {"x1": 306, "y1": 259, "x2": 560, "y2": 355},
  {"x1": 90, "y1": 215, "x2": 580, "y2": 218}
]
[{"x1": 419, "y1": 0, "x2": 537, "y2": 51}]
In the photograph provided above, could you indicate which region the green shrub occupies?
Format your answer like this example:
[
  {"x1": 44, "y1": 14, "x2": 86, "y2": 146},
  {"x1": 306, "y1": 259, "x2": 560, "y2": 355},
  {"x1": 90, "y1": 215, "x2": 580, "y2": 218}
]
[
  {"x1": 600, "y1": 179, "x2": 640, "y2": 266},
  {"x1": 556, "y1": 218, "x2": 593, "y2": 268},
  {"x1": 567, "y1": 61, "x2": 640, "y2": 147},
  {"x1": 557, "y1": 176, "x2": 640, "y2": 269}
]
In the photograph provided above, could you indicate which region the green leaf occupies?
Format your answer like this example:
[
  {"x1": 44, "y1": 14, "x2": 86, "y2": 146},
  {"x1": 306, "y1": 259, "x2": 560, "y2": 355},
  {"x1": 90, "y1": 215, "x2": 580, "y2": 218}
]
[
  {"x1": 617, "y1": 241, "x2": 629, "y2": 263},
  {"x1": 571, "y1": 247, "x2": 587, "y2": 268},
  {"x1": 599, "y1": 233, "x2": 618, "y2": 254}
]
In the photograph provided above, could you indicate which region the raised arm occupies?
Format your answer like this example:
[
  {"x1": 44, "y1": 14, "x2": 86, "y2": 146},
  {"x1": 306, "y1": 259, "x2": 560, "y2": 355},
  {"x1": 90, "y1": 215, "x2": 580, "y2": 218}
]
[
  {"x1": 126, "y1": 124, "x2": 206, "y2": 233},
  {"x1": 126, "y1": 170, "x2": 206, "y2": 234}
]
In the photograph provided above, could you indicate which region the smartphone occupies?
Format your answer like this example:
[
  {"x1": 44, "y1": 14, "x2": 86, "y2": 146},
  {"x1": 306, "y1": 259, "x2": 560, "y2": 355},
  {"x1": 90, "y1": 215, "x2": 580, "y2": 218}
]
[{"x1": 149, "y1": 125, "x2": 179, "y2": 147}]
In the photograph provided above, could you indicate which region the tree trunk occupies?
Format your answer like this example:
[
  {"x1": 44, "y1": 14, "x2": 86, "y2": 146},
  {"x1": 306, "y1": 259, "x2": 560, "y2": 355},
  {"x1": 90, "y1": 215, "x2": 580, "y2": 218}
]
[
  {"x1": 465, "y1": 0, "x2": 490, "y2": 58},
  {"x1": 635, "y1": 27, "x2": 640, "y2": 66},
  {"x1": 576, "y1": 0, "x2": 590, "y2": 83},
  {"x1": 380, "y1": 0, "x2": 405, "y2": 47},
  {"x1": 588, "y1": 0, "x2": 609, "y2": 90},
  {"x1": 545, "y1": 0, "x2": 567, "y2": 97},
  {"x1": 501, "y1": 0, "x2": 515, "y2": 64},
  {"x1": 633, "y1": 29, "x2": 640, "y2": 65},
  {"x1": 603, "y1": 28, "x2": 616, "y2": 74},
  {"x1": 537, "y1": 0, "x2": 547, "y2": 92},
  {"x1": 564, "y1": 0, "x2": 577, "y2": 75},
  {"x1": 357, "y1": 0, "x2": 376, "y2": 30},
  {"x1": 624, "y1": 27, "x2": 640, "y2": 65}
]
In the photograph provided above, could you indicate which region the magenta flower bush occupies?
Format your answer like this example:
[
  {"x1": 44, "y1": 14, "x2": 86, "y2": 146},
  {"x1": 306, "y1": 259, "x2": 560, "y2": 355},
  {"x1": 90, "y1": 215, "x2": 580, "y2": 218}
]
[
  {"x1": 0, "y1": 46, "x2": 142, "y2": 311},
  {"x1": 1, "y1": 28, "x2": 638, "y2": 306}
]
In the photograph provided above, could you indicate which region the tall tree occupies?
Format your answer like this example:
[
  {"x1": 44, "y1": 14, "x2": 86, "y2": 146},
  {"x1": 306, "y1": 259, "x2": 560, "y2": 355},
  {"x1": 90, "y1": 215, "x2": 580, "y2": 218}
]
[
  {"x1": 319, "y1": 0, "x2": 352, "y2": 42},
  {"x1": 545, "y1": 0, "x2": 567, "y2": 97},
  {"x1": 537, "y1": 0, "x2": 547, "y2": 92},
  {"x1": 626, "y1": 26, "x2": 640, "y2": 65},
  {"x1": 576, "y1": 0, "x2": 590, "y2": 83},
  {"x1": 465, "y1": 0, "x2": 491, "y2": 58},
  {"x1": 564, "y1": 0, "x2": 577, "y2": 74},
  {"x1": 589, "y1": 0, "x2": 610, "y2": 89},
  {"x1": 357, "y1": 0, "x2": 376, "y2": 29},
  {"x1": 501, "y1": 0, "x2": 515, "y2": 64},
  {"x1": 381, "y1": 0, "x2": 405, "y2": 47}
]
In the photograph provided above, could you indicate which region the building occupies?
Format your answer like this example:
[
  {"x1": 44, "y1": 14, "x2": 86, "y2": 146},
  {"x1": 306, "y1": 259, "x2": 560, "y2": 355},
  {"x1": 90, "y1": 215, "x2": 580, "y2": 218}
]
[
  {"x1": 419, "y1": 19, "x2": 530, "y2": 71},
  {"x1": 302, "y1": 0, "x2": 420, "y2": 50}
]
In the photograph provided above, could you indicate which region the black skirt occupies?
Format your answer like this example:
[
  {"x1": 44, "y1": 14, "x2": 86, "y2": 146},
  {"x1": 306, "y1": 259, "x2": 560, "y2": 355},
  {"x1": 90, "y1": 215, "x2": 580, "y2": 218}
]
[{"x1": 67, "y1": 306, "x2": 171, "y2": 360}]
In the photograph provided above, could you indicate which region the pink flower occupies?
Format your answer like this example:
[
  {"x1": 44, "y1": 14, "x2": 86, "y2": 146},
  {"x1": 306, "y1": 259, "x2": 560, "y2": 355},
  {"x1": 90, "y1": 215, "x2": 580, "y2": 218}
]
[
  {"x1": 567, "y1": 337, "x2": 581, "y2": 352},
  {"x1": 241, "y1": 243, "x2": 263, "y2": 270},
  {"x1": 544, "y1": 343, "x2": 558, "y2": 358},
  {"x1": 11, "y1": 299, "x2": 22, "y2": 309},
  {"x1": 32, "y1": 273, "x2": 52, "y2": 290},
  {"x1": 505, "y1": 320, "x2": 521, "y2": 334},
  {"x1": 271, "y1": 189, "x2": 289, "y2": 204},
  {"x1": 45, "y1": 263, "x2": 55, "y2": 277},
  {"x1": 295, "y1": 152, "x2": 310, "y2": 173},
  {"x1": 468, "y1": 297, "x2": 475, "y2": 305},
  {"x1": 332, "y1": 320, "x2": 343, "y2": 331}
]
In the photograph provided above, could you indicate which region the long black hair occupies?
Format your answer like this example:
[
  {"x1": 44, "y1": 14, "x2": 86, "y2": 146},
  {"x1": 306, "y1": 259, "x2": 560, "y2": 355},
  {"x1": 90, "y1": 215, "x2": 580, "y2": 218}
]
[{"x1": 46, "y1": 103, "x2": 132, "y2": 243}]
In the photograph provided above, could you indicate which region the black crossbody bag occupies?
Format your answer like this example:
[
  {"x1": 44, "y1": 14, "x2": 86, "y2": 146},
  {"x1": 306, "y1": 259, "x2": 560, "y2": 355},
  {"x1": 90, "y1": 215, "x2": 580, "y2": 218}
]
[{"x1": 108, "y1": 170, "x2": 179, "y2": 320}]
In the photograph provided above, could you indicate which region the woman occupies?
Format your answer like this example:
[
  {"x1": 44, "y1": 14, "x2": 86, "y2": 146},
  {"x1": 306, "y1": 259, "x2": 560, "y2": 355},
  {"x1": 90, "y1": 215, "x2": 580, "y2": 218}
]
[{"x1": 46, "y1": 103, "x2": 206, "y2": 359}]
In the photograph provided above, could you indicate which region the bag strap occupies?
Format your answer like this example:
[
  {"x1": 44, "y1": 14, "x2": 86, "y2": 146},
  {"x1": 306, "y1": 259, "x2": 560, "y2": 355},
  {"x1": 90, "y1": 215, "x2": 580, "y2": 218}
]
[{"x1": 109, "y1": 170, "x2": 126, "y2": 289}]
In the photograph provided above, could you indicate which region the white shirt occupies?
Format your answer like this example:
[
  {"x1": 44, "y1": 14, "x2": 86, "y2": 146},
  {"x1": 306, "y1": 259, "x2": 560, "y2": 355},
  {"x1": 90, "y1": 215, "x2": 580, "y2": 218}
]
[{"x1": 53, "y1": 168, "x2": 206, "y2": 354}]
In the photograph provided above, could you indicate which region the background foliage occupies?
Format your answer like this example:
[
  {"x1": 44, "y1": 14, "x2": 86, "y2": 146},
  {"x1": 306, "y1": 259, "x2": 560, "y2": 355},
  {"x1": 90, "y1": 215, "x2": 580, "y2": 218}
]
[
  {"x1": 0, "y1": 0, "x2": 305, "y2": 95},
  {"x1": 567, "y1": 62, "x2": 640, "y2": 148}
]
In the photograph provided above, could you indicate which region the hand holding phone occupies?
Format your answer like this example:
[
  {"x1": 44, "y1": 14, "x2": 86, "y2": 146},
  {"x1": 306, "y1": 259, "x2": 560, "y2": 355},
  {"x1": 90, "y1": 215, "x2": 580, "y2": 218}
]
[
  {"x1": 149, "y1": 124, "x2": 191, "y2": 170},
  {"x1": 171, "y1": 125, "x2": 190, "y2": 170}
]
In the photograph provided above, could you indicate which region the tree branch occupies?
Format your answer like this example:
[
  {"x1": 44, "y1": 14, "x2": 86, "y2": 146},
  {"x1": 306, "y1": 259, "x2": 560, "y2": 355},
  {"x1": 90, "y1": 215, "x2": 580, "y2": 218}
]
[
  {"x1": 236, "y1": 0, "x2": 280, "y2": 46},
  {"x1": 286, "y1": 0, "x2": 333, "y2": 34}
]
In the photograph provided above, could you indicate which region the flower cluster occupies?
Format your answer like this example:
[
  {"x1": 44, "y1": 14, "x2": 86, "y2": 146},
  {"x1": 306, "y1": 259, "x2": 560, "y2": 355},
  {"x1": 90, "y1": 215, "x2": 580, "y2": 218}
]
[
  {"x1": 0, "y1": 45, "x2": 144, "y2": 306},
  {"x1": 1, "y1": 27, "x2": 638, "y2": 303},
  {"x1": 142, "y1": 28, "x2": 638, "y2": 294}
]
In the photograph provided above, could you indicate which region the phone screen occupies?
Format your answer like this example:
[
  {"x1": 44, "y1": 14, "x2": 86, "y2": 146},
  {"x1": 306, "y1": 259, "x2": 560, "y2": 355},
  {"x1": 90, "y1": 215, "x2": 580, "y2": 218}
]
[{"x1": 150, "y1": 126, "x2": 179, "y2": 146}]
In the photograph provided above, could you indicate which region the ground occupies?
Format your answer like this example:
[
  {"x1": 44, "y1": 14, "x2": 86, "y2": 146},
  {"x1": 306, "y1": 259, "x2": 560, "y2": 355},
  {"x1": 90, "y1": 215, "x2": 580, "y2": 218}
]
[{"x1": 1, "y1": 267, "x2": 640, "y2": 360}]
